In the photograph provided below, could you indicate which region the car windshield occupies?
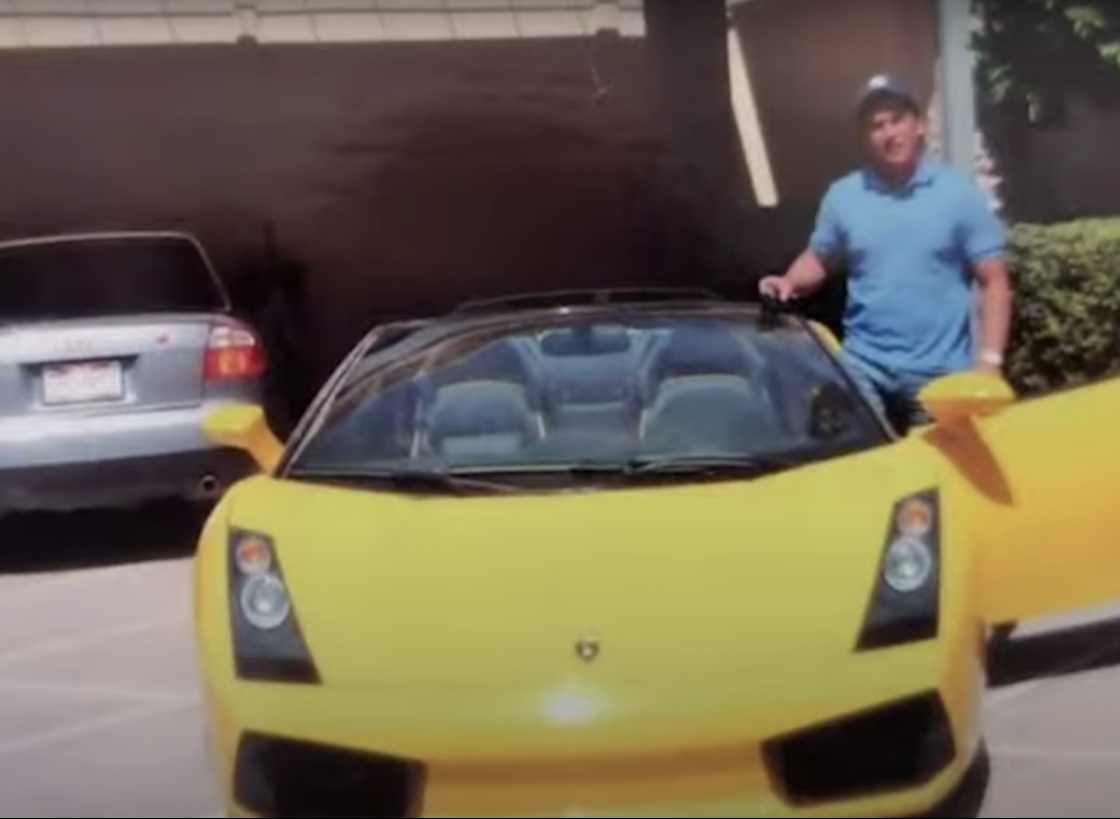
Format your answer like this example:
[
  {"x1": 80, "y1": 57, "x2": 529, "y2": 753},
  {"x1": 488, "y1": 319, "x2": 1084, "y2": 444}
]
[
  {"x1": 286, "y1": 314, "x2": 887, "y2": 490},
  {"x1": 0, "y1": 236, "x2": 226, "y2": 322}
]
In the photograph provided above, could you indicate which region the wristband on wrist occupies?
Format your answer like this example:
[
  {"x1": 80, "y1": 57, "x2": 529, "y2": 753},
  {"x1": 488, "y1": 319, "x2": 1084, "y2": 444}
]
[{"x1": 979, "y1": 349, "x2": 1003, "y2": 366}]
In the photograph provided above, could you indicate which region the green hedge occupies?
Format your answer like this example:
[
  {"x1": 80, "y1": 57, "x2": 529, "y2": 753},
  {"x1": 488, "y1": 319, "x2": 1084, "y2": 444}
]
[{"x1": 1006, "y1": 218, "x2": 1120, "y2": 395}]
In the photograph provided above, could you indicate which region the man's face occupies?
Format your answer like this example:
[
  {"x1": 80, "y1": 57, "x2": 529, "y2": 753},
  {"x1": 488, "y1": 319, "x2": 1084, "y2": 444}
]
[{"x1": 862, "y1": 100, "x2": 925, "y2": 171}]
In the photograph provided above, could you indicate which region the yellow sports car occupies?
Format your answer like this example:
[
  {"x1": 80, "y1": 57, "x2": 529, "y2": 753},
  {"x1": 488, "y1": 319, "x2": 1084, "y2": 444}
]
[{"x1": 193, "y1": 288, "x2": 1120, "y2": 818}]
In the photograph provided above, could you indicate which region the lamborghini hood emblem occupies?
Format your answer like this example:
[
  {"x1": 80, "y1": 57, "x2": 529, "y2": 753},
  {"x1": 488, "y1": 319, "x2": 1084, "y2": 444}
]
[{"x1": 575, "y1": 635, "x2": 599, "y2": 662}]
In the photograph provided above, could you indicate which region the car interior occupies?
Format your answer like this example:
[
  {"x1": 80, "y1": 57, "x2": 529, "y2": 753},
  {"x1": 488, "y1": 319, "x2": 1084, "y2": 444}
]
[{"x1": 298, "y1": 318, "x2": 876, "y2": 467}]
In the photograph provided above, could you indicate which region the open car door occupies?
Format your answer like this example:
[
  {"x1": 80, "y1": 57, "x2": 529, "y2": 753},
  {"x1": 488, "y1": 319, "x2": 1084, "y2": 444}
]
[{"x1": 923, "y1": 375, "x2": 1120, "y2": 624}]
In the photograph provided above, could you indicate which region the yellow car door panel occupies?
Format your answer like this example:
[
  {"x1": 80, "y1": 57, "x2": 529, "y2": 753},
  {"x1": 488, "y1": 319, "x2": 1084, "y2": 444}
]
[{"x1": 923, "y1": 375, "x2": 1120, "y2": 624}]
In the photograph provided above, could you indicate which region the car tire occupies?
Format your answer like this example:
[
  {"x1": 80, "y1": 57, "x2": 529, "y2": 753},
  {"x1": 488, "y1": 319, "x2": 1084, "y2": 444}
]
[
  {"x1": 990, "y1": 622, "x2": 1016, "y2": 643},
  {"x1": 913, "y1": 741, "x2": 991, "y2": 818},
  {"x1": 988, "y1": 624, "x2": 1017, "y2": 676}
]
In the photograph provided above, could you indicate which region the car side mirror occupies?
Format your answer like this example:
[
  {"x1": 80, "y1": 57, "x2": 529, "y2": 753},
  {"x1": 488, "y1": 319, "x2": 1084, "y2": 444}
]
[
  {"x1": 202, "y1": 404, "x2": 282, "y2": 472},
  {"x1": 918, "y1": 371, "x2": 1015, "y2": 425}
]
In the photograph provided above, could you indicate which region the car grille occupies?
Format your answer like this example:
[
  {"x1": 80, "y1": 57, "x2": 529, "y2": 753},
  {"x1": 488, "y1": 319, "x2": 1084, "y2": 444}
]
[
  {"x1": 762, "y1": 690, "x2": 954, "y2": 804},
  {"x1": 233, "y1": 731, "x2": 425, "y2": 817}
]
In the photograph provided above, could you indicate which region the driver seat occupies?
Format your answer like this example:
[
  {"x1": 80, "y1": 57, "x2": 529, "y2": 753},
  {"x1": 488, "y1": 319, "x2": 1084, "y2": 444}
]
[{"x1": 414, "y1": 380, "x2": 542, "y2": 459}]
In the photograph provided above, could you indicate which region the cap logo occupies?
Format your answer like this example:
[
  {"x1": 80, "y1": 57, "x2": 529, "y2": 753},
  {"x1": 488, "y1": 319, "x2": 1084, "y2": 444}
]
[{"x1": 868, "y1": 74, "x2": 889, "y2": 89}]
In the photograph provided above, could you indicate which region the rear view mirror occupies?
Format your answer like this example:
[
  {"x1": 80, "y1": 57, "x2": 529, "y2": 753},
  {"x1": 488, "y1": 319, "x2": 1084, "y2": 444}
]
[
  {"x1": 808, "y1": 382, "x2": 857, "y2": 438},
  {"x1": 918, "y1": 371, "x2": 1015, "y2": 425},
  {"x1": 202, "y1": 404, "x2": 282, "y2": 472}
]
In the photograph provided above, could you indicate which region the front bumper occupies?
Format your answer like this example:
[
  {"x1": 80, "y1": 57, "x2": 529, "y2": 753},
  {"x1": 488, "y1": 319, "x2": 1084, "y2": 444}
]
[{"x1": 202, "y1": 640, "x2": 985, "y2": 818}]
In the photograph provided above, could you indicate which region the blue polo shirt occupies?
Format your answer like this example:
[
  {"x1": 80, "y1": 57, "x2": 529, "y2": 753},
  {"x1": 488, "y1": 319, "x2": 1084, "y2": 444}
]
[{"x1": 809, "y1": 155, "x2": 1006, "y2": 376}]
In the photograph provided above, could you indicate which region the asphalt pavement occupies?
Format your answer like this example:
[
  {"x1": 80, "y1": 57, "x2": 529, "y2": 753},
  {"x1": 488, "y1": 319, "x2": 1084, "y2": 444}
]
[{"x1": 0, "y1": 503, "x2": 1116, "y2": 817}]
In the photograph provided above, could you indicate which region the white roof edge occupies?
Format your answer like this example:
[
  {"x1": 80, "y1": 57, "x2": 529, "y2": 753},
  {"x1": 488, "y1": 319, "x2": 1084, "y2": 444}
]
[{"x1": 0, "y1": 3, "x2": 645, "y2": 48}]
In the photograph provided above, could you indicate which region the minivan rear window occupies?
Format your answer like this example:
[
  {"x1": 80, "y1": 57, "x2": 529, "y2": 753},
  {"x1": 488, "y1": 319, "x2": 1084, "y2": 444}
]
[{"x1": 0, "y1": 236, "x2": 227, "y2": 321}]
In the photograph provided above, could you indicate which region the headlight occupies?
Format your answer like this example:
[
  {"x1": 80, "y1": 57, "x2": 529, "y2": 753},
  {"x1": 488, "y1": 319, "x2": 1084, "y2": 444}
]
[
  {"x1": 239, "y1": 574, "x2": 291, "y2": 629},
  {"x1": 227, "y1": 529, "x2": 318, "y2": 682},
  {"x1": 883, "y1": 536, "x2": 933, "y2": 592},
  {"x1": 856, "y1": 489, "x2": 940, "y2": 650}
]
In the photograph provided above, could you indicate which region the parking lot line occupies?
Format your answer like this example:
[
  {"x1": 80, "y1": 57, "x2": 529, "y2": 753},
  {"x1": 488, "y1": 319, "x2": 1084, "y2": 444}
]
[
  {"x1": 0, "y1": 616, "x2": 185, "y2": 666},
  {"x1": 0, "y1": 676, "x2": 196, "y2": 703},
  {"x1": 0, "y1": 564, "x2": 142, "y2": 598},
  {"x1": 0, "y1": 697, "x2": 196, "y2": 756}
]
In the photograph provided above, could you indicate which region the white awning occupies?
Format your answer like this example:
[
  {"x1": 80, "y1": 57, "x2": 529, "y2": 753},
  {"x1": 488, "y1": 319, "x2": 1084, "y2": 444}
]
[{"x1": 0, "y1": 0, "x2": 644, "y2": 48}]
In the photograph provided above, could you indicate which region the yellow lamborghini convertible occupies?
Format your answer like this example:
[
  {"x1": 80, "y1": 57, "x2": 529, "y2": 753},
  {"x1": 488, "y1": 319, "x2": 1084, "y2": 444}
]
[{"x1": 194, "y1": 288, "x2": 1120, "y2": 818}]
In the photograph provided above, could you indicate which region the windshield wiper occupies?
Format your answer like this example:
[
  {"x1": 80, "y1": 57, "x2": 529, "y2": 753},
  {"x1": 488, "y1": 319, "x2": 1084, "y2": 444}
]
[
  {"x1": 617, "y1": 452, "x2": 804, "y2": 475},
  {"x1": 446, "y1": 453, "x2": 805, "y2": 479},
  {"x1": 285, "y1": 466, "x2": 516, "y2": 493}
]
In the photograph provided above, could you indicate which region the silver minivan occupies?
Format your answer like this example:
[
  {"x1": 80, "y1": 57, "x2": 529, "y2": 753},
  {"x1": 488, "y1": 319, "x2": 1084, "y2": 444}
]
[{"x1": 0, "y1": 231, "x2": 267, "y2": 514}]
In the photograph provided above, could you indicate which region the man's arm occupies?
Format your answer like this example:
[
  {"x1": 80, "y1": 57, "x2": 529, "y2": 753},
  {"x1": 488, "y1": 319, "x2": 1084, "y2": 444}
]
[
  {"x1": 782, "y1": 248, "x2": 830, "y2": 297},
  {"x1": 960, "y1": 186, "x2": 1013, "y2": 370},
  {"x1": 973, "y1": 256, "x2": 1012, "y2": 368},
  {"x1": 782, "y1": 185, "x2": 844, "y2": 296}
]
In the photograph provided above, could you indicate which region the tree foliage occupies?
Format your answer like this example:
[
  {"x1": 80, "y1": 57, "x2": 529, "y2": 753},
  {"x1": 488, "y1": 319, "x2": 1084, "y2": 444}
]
[{"x1": 973, "y1": 0, "x2": 1120, "y2": 107}]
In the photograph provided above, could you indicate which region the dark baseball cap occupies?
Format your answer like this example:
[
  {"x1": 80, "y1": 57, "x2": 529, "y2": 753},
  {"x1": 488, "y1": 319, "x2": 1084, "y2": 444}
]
[{"x1": 854, "y1": 73, "x2": 921, "y2": 119}]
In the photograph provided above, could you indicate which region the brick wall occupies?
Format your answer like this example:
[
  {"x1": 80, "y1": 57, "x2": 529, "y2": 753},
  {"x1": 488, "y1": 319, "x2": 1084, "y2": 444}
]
[{"x1": 0, "y1": 39, "x2": 670, "y2": 376}]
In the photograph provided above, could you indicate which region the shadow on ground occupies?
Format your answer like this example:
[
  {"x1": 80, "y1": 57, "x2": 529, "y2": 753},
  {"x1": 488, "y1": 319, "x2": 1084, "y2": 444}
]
[
  {"x1": 988, "y1": 617, "x2": 1120, "y2": 687},
  {"x1": 0, "y1": 500, "x2": 203, "y2": 574}
]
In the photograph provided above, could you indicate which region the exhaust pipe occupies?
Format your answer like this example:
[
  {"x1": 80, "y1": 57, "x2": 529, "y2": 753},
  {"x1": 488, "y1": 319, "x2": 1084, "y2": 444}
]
[{"x1": 198, "y1": 474, "x2": 221, "y2": 498}]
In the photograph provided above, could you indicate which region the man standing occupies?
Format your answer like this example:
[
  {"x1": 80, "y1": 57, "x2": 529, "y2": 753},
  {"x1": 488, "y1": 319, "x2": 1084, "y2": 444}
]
[{"x1": 758, "y1": 73, "x2": 1013, "y2": 432}]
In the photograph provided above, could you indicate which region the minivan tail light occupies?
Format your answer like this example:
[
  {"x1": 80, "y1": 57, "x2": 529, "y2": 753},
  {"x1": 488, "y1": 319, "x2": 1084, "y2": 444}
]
[{"x1": 204, "y1": 319, "x2": 265, "y2": 380}]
